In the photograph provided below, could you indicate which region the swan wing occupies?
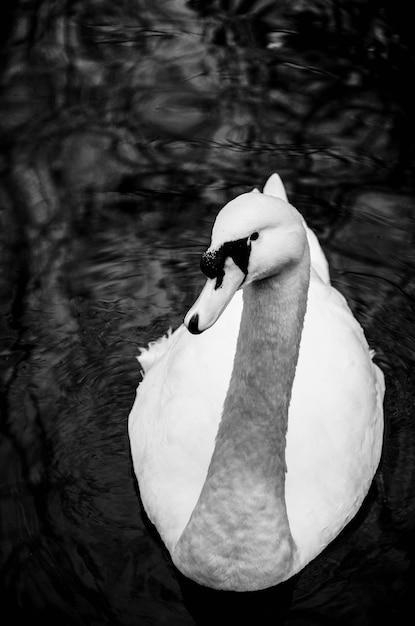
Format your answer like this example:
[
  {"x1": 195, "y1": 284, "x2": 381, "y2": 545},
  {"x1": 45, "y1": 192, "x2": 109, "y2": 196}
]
[
  {"x1": 128, "y1": 294, "x2": 241, "y2": 550},
  {"x1": 285, "y1": 274, "x2": 384, "y2": 569},
  {"x1": 129, "y1": 271, "x2": 384, "y2": 565}
]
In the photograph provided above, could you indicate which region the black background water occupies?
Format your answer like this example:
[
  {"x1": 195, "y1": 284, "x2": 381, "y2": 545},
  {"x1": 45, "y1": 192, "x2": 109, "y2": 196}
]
[{"x1": 1, "y1": 1, "x2": 415, "y2": 624}]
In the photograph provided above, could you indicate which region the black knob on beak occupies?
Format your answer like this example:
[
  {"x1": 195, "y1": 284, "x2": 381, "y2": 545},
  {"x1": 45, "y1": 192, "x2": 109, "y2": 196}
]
[{"x1": 200, "y1": 248, "x2": 226, "y2": 279}]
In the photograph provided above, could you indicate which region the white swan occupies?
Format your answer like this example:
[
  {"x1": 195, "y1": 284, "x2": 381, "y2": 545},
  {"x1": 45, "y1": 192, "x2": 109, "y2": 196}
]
[{"x1": 128, "y1": 173, "x2": 385, "y2": 592}]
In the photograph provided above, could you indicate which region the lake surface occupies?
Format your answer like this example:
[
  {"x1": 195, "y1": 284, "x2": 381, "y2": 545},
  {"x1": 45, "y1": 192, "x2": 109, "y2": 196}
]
[{"x1": 1, "y1": 1, "x2": 415, "y2": 624}]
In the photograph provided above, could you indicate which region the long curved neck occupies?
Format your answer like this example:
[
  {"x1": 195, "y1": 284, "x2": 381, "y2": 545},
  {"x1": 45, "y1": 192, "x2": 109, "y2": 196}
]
[{"x1": 173, "y1": 248, "x2": 310, "y2": 591}]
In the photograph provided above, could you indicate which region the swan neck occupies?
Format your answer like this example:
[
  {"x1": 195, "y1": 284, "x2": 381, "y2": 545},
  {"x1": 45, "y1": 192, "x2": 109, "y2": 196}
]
[
  {"x1": 224, "y1": 255, "x2": 310, "y2": 473},
  {"x1": 173, "y1": 250, "x2": 310, "y2": 590}
]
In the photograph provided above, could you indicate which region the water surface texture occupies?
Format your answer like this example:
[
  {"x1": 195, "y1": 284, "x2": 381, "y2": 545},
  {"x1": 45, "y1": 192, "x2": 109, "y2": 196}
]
[{"x1": 1, "y1": 1, "x2": 415, "y2": 625}]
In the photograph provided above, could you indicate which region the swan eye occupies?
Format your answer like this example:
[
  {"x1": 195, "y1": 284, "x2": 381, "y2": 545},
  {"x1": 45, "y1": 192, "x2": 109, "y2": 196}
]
[{"x1": 250, "y1": 232, "x2": 259, "y2": 242}]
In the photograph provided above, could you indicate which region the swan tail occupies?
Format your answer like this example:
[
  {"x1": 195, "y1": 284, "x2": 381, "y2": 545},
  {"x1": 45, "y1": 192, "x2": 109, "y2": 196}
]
[
  {"x1": 262, "y1": 173, "x2": 288, "y2": 202},
  {"x1": 262, "y1": 173, "x2": 330, "y2": 284}
]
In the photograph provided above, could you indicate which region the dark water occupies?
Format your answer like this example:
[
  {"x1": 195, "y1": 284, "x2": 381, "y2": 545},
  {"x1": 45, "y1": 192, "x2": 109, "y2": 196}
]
[{"x1": 1, "y1": 1, "x2": 415, "y2": 625}]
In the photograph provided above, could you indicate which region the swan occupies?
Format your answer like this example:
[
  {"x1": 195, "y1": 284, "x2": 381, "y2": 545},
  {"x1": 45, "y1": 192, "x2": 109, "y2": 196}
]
[{"x1": 128, "y1": 173, "x2": 385, "y2": 592}]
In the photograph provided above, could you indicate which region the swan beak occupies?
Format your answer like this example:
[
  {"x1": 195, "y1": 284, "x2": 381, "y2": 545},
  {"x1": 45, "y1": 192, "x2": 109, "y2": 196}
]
[{"x1": 184, "y1": 261, "x2": 245, "y2": 334}]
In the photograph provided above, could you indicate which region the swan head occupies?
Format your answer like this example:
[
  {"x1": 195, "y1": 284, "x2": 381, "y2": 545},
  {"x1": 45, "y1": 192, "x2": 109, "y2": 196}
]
[{"x1": 184, "y1": 191, "x2": 307, "y2": 334}]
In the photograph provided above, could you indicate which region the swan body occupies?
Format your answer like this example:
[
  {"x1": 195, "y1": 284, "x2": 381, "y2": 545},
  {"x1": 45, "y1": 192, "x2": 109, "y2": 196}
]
[{"x1": 128, "y1": 174, "x2": 384, "y2": 591}]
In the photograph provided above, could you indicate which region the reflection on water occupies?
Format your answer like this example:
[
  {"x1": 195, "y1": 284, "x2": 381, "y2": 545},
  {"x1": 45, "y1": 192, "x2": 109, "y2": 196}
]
[{"x1": 1, "y1": 1, "x2": 415, "y2": 625}]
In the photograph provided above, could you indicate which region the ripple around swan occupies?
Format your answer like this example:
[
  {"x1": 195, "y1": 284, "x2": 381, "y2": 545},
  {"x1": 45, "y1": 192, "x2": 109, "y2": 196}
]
[{"x1": 1, "y1": 1, "x2": 415, "y2": 625}]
